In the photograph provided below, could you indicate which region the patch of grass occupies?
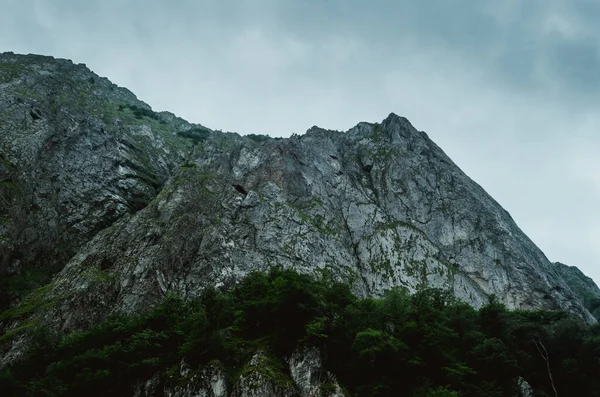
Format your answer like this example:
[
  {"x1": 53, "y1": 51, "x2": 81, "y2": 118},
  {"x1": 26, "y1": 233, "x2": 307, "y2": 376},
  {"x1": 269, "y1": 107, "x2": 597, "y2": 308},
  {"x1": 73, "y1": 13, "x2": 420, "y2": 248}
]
[
  {"x1": 0, "y1": 154, "x2": 15, "y2": 169},
  {"x1": 0, "y1": 284, "x2": 54, "y2": 322},
  {"x1": 118, "y1": 104, "x2": 162, "y2": 122},
  {"x1": 295, "y1": 209, "x2": 339, "y2": 236},
  {"x1": 0, "y1": 62, "x2": 27, "y2": 83},
  {"x1": 81, "y1": 267, "x2": 115, "y2": 283},
  {"x1": 0, "y1": 319, "x2": 39, "y2": 344},
  {"x1": 319, "y1": 381, "x2": 338, "y2": 397}
]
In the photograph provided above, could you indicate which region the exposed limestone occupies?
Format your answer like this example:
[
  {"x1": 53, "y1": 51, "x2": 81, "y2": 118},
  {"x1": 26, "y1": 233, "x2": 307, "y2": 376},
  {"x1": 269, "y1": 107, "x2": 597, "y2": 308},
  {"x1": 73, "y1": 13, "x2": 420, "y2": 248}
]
[
  {"x1": 1, "y1": 52, "x2": 598, "y2": 368},
  {"x1": 134, "y1": 349, "x2": 346, "y2": 397},
  {"x1": 162, "y1": 361, "x2": 227, "y2": 397},
  {"x1": 30, "y1": 113, "x2": 594, "y2": 334},
  {"x1": 516, "y1": 377, "x2": 534, "y2": 397},
  {"x1": 0, "y1": 52, "x2": 204, "y2": 306},
  {"x1": 288, "y1": 347, "x2": 346, "y2": 397}
]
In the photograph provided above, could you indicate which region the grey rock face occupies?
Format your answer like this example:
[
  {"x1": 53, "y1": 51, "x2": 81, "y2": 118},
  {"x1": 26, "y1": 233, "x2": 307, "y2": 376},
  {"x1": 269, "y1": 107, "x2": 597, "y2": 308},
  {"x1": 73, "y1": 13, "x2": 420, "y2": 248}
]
[
  {"x1": 0, "y1": 53, "x2": 203, "y2": 304},
  {"x1": 288, "y1": 347, "x2": 346, "y2": 397},
  {"x1": 162, "y1": 361, "x2": 227, "y2": 397},
  {"x1": 230, "y1": 351, "x2": 296, "y2": 397},
  {"x1": 553, "y1": 262, "x2": 600, "y2": 320},
  {"x1": 1, "y1": 53, "x2": 598, "y2": 362},
  {"x1": 133, "y1": 374, "x2": 162, "y2": 397},
  {"x1": 516, "y1": 377, "x2": 534, "y2": 397},
  {"x1": 32, "y1": 114, "x2": 594, "y2": 333}
]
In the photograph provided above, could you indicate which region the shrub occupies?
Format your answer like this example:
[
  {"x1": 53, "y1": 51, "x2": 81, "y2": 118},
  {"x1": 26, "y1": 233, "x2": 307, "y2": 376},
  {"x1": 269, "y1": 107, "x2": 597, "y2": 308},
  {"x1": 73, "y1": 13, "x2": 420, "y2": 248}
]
[{"x1": 177, "y1": 127, "x2": 210, "y2": 144}]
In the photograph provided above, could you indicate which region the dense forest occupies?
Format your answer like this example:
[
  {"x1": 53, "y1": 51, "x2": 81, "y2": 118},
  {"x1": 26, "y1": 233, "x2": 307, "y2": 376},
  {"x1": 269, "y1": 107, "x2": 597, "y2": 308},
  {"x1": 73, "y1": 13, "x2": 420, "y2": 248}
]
[{"x1": 1, "y1": 269, "x2": 599, "y2": 396}]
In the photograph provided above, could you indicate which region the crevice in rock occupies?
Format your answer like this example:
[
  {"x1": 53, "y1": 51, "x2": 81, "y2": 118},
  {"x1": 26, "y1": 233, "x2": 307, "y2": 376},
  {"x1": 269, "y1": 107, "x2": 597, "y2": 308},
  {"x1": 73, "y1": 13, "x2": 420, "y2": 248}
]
[
  {"x1": 29, "y1": 108, "x2": 42, "y2": 120},
  {"x1": 233, "y1": 184, "x2": 247, "y2": 196}
]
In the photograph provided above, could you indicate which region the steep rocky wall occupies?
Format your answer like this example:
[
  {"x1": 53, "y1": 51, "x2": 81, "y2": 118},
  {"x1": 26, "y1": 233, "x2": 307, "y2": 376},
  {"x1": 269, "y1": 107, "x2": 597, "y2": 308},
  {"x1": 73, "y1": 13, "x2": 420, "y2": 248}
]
[
  {"x1": 554, "y1": 261, "x2": 600, "y2": 319},
  {"x1": 26, "y1": 114, "x2": 594, "y2": 336},
  {"x1": 1, "y1": 53, "x2": 597, "y2": 366},
  {"x1": 0, "y1": 53, "x2": 203, "y2": 306}
]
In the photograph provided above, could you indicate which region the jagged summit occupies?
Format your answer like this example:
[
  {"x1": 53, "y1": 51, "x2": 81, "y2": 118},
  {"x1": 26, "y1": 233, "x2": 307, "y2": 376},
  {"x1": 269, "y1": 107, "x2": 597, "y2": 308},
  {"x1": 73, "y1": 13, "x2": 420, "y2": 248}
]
[
  {"x1": 1, "y1": 53, "x2": 598, "y2": 341},
  {"x1": 383, "y1": 111, "x2": 409, "y2": 124}
]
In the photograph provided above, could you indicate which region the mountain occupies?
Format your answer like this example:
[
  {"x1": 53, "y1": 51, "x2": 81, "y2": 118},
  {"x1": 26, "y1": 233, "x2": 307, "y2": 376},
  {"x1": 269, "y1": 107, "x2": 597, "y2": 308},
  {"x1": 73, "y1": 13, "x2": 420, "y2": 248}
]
[
  {"x1": 554, "y1": 261, "x2": 600, "y2": 319},
  {"x1": 1, "y1": 53, "x2": 598, "y2": 396}
]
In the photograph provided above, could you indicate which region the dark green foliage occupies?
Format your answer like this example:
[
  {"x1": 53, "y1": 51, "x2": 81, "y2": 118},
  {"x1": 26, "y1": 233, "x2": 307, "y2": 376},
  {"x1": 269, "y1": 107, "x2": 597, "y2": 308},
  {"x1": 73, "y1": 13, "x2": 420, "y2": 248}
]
[
  {"x1": 1, "y1": 269, "x2": 599, "y2": 396},
  {"x1": 176, "y1": 127, "x2": 210, "y2": 144},
  {"x1": 2, "y1": 265, "x2": 53, "y2": 302},
  {"x1": 245, "y1": 133, "x2": 271, "y2": 143},
  {"x1": 583, "y1": 295, "x2": 600, "y2": 320},
  {"x1": 118, "y1": 104, "x2": 162, "y2": 121},
  {"x1": 553, "y1": 262, "x2": 600, "y2": 321},
  {"x1": 0, "y1": 265, "x2": 53, "y2": 314}
]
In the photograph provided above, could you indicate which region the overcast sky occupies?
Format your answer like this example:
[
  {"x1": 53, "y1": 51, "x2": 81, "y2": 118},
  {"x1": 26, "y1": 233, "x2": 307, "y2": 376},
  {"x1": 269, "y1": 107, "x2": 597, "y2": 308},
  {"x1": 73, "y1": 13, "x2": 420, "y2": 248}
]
[{"x1": 1, "y1": 0, "x2": 599, "y2": 285}]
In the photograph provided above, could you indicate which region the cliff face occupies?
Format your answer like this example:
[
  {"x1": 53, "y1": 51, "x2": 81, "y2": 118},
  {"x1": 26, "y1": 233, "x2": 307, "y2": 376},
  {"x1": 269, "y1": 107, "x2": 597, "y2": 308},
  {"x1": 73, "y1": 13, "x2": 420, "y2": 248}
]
[
  {"x1": 38, "y1": 114, "x2": 595, "y2": 331},
  {"x1": 554, "y1": 261, "x2": 600, "y2": 319},
  {"x1": 0, "y1": 53, "x2": 597, "y2": 365},
  {"x1": 0, "y1": 52, "x2": 202, "y2": 306}
]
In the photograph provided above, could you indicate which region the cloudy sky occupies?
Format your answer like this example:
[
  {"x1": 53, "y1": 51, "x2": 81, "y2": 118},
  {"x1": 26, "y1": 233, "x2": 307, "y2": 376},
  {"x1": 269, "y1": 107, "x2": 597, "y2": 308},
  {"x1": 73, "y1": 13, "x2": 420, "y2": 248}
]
[{"x1": 1, "y1": 0, "x2": 599, "y2": 285}]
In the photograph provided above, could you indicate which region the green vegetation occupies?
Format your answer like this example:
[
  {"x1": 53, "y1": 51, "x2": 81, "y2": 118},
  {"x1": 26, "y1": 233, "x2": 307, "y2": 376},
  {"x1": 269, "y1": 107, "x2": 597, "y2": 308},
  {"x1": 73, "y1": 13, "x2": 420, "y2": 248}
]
[
  {"x1": 554, "y1": 264, "x2": 600, "y2": 321},
  {"x1": 1, "y1": 269, "x2": 599, "y2": 396},
  {"x1": 375, "y1": 219, "x2": 427, "y2": 237},
  {"x1": 0, "y1": 62, "x2": 27, "y2": 83},
  {"x1": 584, "y1": 295, "x2": 600, "y2": 320},
  {"x1": 289, "y1": 197, "x2": 339, "y2": 236},
  {"x1": 373, "y1": 123, "x2": 384, "y2": 135},
  {"x1": 245, "y1": 133, "x2": 272, "y2": 143},
  {"x1": 118, "y1": 104, "x2": 163, "y2": 122},
  {"x1": 295, "y1": 208, "x2": 338, "y2": 235},
  {"x1": 1, "y1": 265, "x2": 53, "y2": 305},
  {"x1": 176, "y1": 127, "x2": 211, "y2": 144},
  {"x1": 0, "y1": 284, "x2": 54, "y2": 323},
  {"x1": 0, "y1": 180, "x2": 18, "y2": 190}
]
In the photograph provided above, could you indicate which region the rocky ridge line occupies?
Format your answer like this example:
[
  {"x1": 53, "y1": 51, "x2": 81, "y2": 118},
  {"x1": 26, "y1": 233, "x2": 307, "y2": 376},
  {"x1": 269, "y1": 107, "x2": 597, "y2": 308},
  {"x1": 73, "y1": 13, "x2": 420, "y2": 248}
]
[{"x1": 0, "y1": 53, "x2": 597, "y2": 365}]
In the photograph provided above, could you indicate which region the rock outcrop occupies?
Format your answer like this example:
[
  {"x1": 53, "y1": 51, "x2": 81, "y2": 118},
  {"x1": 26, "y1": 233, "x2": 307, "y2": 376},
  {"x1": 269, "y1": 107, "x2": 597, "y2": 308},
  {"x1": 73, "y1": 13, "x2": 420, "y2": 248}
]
[
  {"x1": 554, "y1": 261, "x2": 600, "y2": 320},
  {"x1": 1, "y1": 52, "x2": 598, "y2": 368},
  {"x1": 132, "y1": 349, "x2": 345, "y2": 397},
  {"x1": 0, "y1": 52, "x2": 205, "y2": 307},
  {"x1": 35, "y1": 114, "x2": 595, "y2": 332}
]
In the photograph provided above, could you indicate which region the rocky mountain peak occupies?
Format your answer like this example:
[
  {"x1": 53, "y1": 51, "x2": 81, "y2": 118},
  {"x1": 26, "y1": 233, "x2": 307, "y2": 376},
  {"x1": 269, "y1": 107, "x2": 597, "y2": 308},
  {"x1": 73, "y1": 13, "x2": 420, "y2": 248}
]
[
  {"x1": 382, "y1": 111, "x2": 413, "y2": 127},
  {"x1": 1, "y1": 53, "x2": 598, "y2": 340},
  {"x1": 2, "y1": 51, "x2": 600, "y2": 397}
]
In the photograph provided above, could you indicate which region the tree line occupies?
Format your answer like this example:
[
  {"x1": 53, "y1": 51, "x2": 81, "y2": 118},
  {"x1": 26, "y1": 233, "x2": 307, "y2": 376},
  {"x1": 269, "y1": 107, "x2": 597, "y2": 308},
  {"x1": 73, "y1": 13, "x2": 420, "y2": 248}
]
[{"x1": 1, "y1": 269, "x2": 599, "y2": 396}]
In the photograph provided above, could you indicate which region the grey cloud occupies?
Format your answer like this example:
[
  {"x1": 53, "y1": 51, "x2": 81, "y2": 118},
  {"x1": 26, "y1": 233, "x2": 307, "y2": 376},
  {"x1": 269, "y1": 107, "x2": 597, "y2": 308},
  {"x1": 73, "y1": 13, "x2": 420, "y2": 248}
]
[
  {"x1": 270, "y1": 1, "x2": 600, "y2": 103},
  {"x1": 9, "y1": 0, "x2": 598, "y2": 104},
  {"x1": 550, "y1": 39, "x2": 600, "y2": 92}
]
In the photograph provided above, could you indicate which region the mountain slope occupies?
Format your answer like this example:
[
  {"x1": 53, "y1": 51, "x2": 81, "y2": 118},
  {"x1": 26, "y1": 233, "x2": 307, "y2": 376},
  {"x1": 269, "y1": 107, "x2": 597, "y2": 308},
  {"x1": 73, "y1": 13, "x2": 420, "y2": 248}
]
[
  {"x1": 554, "y1": 261, "x2": 600, "y2": 319},
  {"x1": 0, "y1": 52, "x2": 209, "y2": 307},
  {"x1": 0, "y1": 52, "x2": 597, "y2": 355},
  {"x1": 35, "y1": 113, "x2": 595, "y2": 332}
]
